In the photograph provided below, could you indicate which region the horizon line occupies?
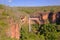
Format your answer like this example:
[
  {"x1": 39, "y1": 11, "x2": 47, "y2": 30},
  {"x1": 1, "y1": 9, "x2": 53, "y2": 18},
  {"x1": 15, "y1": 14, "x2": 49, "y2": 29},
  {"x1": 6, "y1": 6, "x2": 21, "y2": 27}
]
[{"x1": 0, "y1": 4, "x2": 60, "y2": 7}]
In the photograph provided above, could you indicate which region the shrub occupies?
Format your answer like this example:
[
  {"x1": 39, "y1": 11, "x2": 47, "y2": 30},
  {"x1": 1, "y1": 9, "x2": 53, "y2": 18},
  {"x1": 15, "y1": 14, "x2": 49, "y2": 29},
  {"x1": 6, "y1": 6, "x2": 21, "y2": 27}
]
[
  {"x1": 20, "y1": 24, "x2": 45, "y2": 40},
  {"x1": 38, "y1": 24, "x2": 59, "y2": 40}
]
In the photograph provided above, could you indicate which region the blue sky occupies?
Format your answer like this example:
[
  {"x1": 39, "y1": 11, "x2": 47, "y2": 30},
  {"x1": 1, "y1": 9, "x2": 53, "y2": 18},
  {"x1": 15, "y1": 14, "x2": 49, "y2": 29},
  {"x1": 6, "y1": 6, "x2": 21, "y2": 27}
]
[{"x1": 0, "y1": 0, "x2": 60, "y2": 6}]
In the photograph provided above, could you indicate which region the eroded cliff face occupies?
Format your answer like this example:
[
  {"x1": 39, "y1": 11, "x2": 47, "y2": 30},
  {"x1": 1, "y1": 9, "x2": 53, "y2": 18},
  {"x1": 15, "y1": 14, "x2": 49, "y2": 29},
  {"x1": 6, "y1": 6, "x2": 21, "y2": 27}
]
[
  {"x1": 48, "y1": 12, "x2": 60, "y2": 24},
  {"x1": 5, "y1": 11, "x2": 60, "y2": 40},
  {"x1": 29, "y1": 11, "x2": 60, "y2": 24},
  {"x1": 6, "y1": 17, "x2": 20, "y2": 40}
]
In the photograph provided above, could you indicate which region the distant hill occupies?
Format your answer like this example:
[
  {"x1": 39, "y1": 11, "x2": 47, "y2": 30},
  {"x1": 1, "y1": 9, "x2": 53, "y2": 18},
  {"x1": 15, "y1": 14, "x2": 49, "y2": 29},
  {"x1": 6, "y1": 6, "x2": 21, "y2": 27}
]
[
  {"x1": 0, "y1": 4, "x2": 60, "y2": 14},
  {"x1": 14, "y1": 6, "x2": 60, "y2": 14}
]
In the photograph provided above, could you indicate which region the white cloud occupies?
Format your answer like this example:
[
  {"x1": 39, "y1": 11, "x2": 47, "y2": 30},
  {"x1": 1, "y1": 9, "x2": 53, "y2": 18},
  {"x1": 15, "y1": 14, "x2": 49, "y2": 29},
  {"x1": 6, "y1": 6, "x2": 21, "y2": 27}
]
[{"x1": 8, "y1": 0, "x2": 12, "y2": 3}]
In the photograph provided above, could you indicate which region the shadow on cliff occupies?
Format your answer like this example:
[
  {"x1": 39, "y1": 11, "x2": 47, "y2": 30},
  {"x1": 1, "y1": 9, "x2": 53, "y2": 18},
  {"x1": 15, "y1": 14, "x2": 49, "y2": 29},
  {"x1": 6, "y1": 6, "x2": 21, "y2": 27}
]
[
  {"x1": 56, "y1": 12, "x2": 60, "y2": 25},
  {"x1": 48, "y1": 11, "x2": 60, "y2": 25},
  {"x1": 48, "y1": 12, "x2": 54, "y2": 23}
]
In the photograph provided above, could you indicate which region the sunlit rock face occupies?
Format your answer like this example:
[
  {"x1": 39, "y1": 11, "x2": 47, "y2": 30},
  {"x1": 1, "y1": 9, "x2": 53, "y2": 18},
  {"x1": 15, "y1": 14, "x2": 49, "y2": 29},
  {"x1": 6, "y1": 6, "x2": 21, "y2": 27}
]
[
  {"x1": 6, "y1": 18, "x2": 20, "y2": 40},
  {"x1": 41, "y1": 12, "x2": 49, "y2": 24},
  {"x1": 52, "y1": 13, "x2": 56, "y2": 23},
  {"x1": 30, "y1": 11, "x2": 49, "y2": 24}
]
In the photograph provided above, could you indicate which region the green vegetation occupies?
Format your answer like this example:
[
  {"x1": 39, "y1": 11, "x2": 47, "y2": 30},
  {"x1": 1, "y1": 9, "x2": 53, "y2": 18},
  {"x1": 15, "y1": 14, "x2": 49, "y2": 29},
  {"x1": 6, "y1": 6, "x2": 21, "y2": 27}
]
[
  {"x1": 0, "y1": 17, "x2": 15, "y2": 40},
  {"x1": 17, "y1": 6, "x2": 60, "y2": 14},
  {"x1": 0, "y1": 4, "x2": 4, "y2": 9},
  {"x1": 20, "y1": 24, "x2": 60, "y2": 40},
  {"x1": 20, "y1": 24, "x2": 44, "y2": 40},
  {"x1": 0, "y1": 4, "x2": 60, "y2": 40}
]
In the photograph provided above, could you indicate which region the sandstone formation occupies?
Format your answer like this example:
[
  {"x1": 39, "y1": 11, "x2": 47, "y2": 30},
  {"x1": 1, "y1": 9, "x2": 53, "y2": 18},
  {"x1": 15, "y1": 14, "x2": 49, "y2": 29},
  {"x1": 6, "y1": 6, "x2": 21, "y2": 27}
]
[
  {"x1": 29, "y1": 11, "x2": 60, "y2": 24},
  {"x1": 6, "y1": 11, "x2": 60, "y2": 40}
]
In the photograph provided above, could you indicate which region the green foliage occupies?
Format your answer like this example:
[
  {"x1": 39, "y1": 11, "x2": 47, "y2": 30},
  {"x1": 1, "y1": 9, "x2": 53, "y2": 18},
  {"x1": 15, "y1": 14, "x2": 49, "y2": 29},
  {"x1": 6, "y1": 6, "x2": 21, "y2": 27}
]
[
  {"x1": 44, "y1": 9, "x2": 47, "y2": 12},
  {"x1": 32, "y1": 24, "x2": 39, "y2": 31},
  {"x1": 0, "y1": 20, "x2": 12, "y2": 40},
  {"x1": 2, "y1": 11, "x2": 9, "y2": 16},
  {"x1": 50, "y1": 8, "x2": 54, "y2": 12},
  {"x1": 0, "y1": 4, "x2": 4, "y2": 9},
  {"x1": 0, "y1": 4, "x2": 60, "y2": 40},
  {"x1": 20, "y1": 23, "x2": 60, "y2": 40},
  {"x1": 38, "y1": 24, "x2": 59, "y2": 40},
  {"x1": 21, "y1": 9, "x2": 35, "y2": 14},
  {"x1": 0, "y1": 11, "x2": 13, "y2": 40},
  {"x1": 20, "y1": 24, "x2": 45, "y2": 40}
]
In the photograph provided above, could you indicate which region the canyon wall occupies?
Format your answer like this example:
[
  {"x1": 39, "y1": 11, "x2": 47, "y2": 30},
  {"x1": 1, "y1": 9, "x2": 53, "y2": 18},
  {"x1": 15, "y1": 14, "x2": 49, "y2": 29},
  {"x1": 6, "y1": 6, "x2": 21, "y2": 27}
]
[{"x1": 6, "y1": 11, "x2": 60, "y2": 40}]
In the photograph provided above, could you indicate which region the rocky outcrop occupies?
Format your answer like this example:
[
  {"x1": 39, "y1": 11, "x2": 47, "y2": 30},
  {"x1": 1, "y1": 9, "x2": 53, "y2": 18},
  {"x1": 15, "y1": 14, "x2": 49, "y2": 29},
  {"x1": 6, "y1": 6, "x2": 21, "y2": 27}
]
[
  {"x1": 6, "y1": 18, "x2": 20, "y2": 40},
  {"x1": 48, "y1": 11, "x2": 60, "y2": 24},
  {"x1": 5, "y1": 11, "x2": 60, "y2": 40},
  {"x1": 29, "y1": 11, "x2": 60, "y2": 24}
]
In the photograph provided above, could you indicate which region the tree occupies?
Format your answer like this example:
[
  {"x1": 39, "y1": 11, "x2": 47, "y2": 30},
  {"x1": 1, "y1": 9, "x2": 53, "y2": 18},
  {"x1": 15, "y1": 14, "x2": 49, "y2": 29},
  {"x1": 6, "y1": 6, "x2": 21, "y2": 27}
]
[{"x1": 38, "y1": 24, "x2": 58, "y2": 40}]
